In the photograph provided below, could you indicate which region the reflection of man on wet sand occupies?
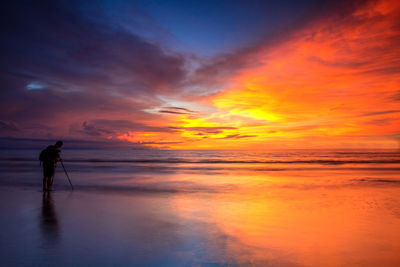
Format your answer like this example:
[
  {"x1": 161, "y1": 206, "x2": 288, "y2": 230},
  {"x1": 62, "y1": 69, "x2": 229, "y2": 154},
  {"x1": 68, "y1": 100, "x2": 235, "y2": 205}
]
[{"x1": 40, "y1": 193, "x2": 59, "y2": 242}]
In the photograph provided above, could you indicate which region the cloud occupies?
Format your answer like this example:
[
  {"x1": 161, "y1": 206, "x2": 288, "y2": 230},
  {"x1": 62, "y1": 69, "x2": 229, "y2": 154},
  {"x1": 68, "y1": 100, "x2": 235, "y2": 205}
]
[
  {"x1": 0, "y1": 136, "x2": 150, "y2": 150},
  {"x1": 188, "y1": 0, "x2": 369, "y2": 95},
  {"x1": 389, "y1": 91, "x2": 400, "y2": 102},
  {"x1": 170, "y1": 126, "x2": 237, "y2": 135},
  {"x1": 364, "y1": 117, "x2": 399, "y2": 125},
  {"x1": 75, "y1": 119, "x2": 175, "y2": 138},
  {"x1": 159, "y1": 107, "x2": 198, "y2": 115},
  {"x1": 81, "y1": 121, "x2": 114, "y2": 137},
  {"x1": 0, "y1": 1, "x2": 187, "y2": 95},
  {"x1": 0, "y1": 0, "x2": 187, "y2": 141},
  {"x1": 361, "y1": 110, "x2": 400, "y2": 117},
  {"x1": 0, "y1": 85, "x2": 160, "y2": 138},
  {"x1": 221, "y1": 134, "x2": 257, "y2": 139},
  {"x1": 0, "y1": 121, "x2": 19, "y2": 133},
  {"x1": 171, "y1": 0, "x2": 400, "y2": 148},
  {"x1": 1, "y1": 0, "x2": 398, "y2": 149}
]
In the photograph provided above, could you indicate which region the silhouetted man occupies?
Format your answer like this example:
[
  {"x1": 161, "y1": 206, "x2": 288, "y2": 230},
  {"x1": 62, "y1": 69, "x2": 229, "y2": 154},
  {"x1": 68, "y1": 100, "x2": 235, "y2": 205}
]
[{"x1": 40, "y1": 140, "x2": 63, "y2": 192}]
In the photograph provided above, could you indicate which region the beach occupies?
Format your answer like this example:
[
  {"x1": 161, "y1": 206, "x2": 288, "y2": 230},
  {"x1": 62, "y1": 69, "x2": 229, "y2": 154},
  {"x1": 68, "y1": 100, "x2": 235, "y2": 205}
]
[
  {"x1": 3, "y1": 0, "x2": 400, "y2": 265},
  {"x1": 0, "y1": 149, "x2": 400, "y2": 266}
]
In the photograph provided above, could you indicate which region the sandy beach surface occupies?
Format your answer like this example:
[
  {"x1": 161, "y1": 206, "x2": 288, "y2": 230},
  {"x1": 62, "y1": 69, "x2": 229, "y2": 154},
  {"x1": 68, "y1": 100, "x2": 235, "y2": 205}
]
[
  {"x1": 1, "y1": 149, "x2": 400, "y2": 266},
  {"x1": 1, "y1": 181, "x2": 400, "y2": 266}
]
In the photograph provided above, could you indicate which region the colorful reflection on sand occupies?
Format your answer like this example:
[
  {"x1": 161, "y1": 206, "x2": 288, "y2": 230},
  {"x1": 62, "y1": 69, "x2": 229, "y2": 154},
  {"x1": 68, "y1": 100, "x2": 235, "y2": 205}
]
[{"x1": 0, "y1": 149, "x2": 399, "y2": 266}]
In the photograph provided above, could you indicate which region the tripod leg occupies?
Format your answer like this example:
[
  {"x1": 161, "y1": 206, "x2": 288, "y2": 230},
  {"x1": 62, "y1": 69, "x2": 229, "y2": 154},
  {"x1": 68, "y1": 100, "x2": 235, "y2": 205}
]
[{"x1": 61, "y1": 162, "x2": 74, "y2": 190}]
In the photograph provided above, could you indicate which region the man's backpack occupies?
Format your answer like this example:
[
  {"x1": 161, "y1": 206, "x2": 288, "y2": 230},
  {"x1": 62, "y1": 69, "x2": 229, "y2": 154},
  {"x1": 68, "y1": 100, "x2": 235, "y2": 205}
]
[{"x1": 39, "y1": 148, "x2": 49, "y2": 163}]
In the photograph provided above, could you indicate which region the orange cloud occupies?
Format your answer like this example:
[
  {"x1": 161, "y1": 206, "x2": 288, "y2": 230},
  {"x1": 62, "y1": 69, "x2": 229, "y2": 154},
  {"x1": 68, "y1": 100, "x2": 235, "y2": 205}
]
[
  {"x1": 165, "y1": 0, "x2": 400, "y2": 149},
  {"x1": 108, "y1": 0, "x2": 399, "y2": 150}
]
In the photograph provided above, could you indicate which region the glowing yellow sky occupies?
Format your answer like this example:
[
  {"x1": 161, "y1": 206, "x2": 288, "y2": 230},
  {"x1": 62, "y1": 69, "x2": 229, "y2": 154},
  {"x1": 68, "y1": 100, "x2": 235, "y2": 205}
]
[{"x1": 119, "y1": 0, "x2": 400, "y2": 149}]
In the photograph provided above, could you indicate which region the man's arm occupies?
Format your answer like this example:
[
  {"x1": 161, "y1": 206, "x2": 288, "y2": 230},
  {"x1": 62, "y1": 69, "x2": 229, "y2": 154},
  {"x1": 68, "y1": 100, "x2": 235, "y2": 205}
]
[{"x1": 55, "y1": 149, "x2": 62, "y2": 162}]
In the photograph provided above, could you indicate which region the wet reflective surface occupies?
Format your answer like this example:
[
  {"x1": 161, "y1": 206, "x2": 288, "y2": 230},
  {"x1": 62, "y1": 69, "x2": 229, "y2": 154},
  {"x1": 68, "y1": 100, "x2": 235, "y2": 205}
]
[{"x1": 0, "y1": 149, "x2": 399, "y2": 266}]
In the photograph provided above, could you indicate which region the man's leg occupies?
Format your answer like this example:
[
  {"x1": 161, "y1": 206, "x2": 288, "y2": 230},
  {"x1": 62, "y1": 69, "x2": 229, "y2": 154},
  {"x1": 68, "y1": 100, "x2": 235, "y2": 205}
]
[
  {"x1": 47, "y1": 164, "x2": 55, "y2": 191},
  {"x1": 43, "y1": 176, "x2": 48, "y2": 192},
  {"x1": 43, "y1": 162, "x2": 53, "y2": 191},
  {"x1": 47, "y1": 176, "x2": 53, "y2": 191}
]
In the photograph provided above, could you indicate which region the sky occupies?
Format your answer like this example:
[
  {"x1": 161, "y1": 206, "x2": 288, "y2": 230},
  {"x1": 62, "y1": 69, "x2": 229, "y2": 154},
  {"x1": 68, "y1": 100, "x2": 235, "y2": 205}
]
[{"x1": 0, "y1": 0, "x2": 399, "y2": 149}]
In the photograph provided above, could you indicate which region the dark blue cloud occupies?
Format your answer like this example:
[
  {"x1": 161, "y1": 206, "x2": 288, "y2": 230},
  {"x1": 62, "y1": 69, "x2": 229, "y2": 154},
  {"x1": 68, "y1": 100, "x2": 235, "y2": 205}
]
[
  {"x1": 73, "y1": 119, "x2": 175, "y2": 137},
  {"x1": 0, "y1": 0, "x2": 188, "y2": 140},
  {"x1": 0, "y1": 0, "x2": 186, "y2": 94}
]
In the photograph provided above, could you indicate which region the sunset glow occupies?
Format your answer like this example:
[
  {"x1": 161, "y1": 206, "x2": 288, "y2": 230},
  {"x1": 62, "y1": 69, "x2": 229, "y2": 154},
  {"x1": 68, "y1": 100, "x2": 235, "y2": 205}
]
[
  {"x1": 2, "y1": 2, "x2": 400, "y2": 266},
  {"x1": 166, "y1": 0, "x2": 400, "y2": 149},
  {"x1": 1, "y1": 0, "x2": 399, "y2": 149}
]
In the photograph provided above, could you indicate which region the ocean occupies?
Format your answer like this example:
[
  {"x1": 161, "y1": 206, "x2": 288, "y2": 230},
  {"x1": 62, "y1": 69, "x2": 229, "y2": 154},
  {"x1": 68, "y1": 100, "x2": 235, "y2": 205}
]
[
  {"x1": 1, "y1": 148, "x2": 400, "y2": 191},
  {"x1": 0, "y1": 149, "x2": 399, "y2": 266}
]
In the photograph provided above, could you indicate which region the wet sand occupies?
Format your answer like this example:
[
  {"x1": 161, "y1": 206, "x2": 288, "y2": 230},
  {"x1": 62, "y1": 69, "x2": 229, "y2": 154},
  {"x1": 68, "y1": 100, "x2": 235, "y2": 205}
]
[
  {"x1": 1, "y1": 149, "x2": 400, "y2": 266},
  {"x1": 1, "y1": 177, "x2": 399, "y2": 266}
]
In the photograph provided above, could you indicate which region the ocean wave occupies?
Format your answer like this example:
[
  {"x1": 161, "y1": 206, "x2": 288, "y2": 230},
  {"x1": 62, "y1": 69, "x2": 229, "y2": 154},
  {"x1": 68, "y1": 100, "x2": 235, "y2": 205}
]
[{"x1": 1, "y1": 157, "x2": 400, "y2": 165}]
